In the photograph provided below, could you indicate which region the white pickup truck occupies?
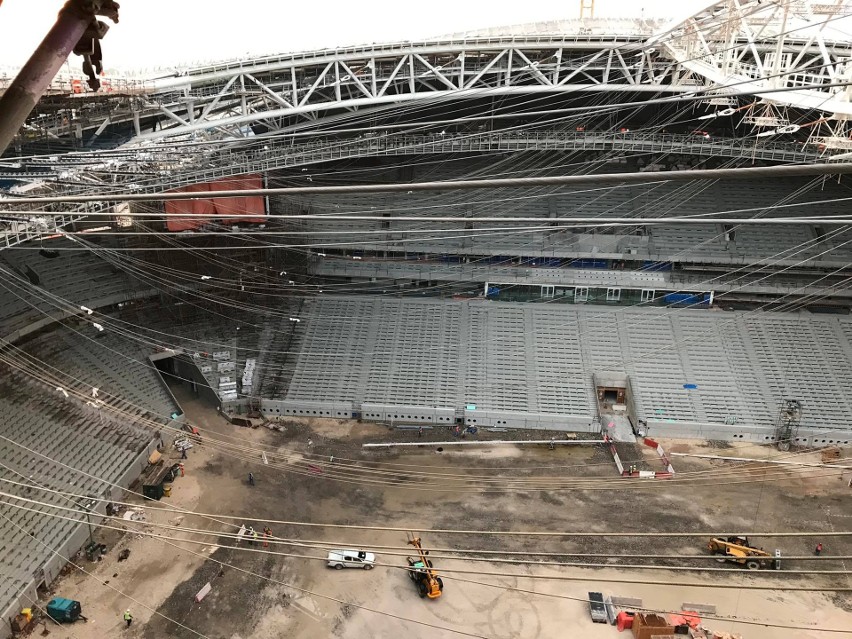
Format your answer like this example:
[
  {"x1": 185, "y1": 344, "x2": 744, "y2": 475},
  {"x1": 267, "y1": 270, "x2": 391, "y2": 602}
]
[{"x1": 326, "y1": 549, "x2": 375, "y2": 570}]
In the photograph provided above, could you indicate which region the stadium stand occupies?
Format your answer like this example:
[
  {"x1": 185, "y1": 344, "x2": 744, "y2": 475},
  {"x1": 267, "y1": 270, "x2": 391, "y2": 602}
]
[
  {"x1": 0, "y1": 242, "x2": 153, "y2": 341},
  {"x1": 263, "y1": 296, "x2": 852, "y2": 445},
  {"x1": 21, "y1": 326, "x2": 180, "y2": 423},
  {"x1": 279, "y1": 168, "x2": 852, "y2": 267},
  {"x1": 0, "y1": 366, "x2": 156, "y2": 627}
]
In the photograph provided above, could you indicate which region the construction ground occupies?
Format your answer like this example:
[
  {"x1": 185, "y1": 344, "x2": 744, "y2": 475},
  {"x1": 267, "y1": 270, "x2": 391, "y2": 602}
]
[{"x1": 31, "y1": 384, "x2": 852, "y2": 639}]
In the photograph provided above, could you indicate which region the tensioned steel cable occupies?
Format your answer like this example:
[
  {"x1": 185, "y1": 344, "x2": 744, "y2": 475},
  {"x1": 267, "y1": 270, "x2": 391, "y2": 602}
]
[
  {"x1": 7, "y1": 495, "x2": 852, "y2": 586},
  {"x1": 1, "y1": 225, "x2": 844, "y2": 412},
  {"x1": 8, "y1": 162, "x2": 852, "y2": 205},
  {"x1": 2, "y1": 224, "x2": 847, "y2": 402}
]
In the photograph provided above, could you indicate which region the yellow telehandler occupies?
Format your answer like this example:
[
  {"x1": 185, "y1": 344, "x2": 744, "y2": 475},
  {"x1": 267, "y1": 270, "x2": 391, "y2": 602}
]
[
  {"x1": 405, "y1": 535, "x2": 443, "y2": 599},
  {"x1": 707, "y1": 536, "x2": 772, "y2": 570}
]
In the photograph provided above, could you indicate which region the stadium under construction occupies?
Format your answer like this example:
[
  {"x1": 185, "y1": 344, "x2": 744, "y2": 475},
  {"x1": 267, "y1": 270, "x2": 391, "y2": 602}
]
[{"x1": 1, "y1": 3, "x2": 852, "y2": 638}]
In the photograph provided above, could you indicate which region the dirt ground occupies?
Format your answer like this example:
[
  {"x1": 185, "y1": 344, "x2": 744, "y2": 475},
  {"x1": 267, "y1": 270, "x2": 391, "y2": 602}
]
[{"x1": 35, "y1": 383, "x2": 852, "y2": 639}]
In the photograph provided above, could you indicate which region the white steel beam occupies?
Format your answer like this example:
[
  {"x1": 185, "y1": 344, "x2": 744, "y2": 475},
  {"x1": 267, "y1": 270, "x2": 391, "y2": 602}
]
[
  {"x1": 650, "y1": 0, "x2": 852, "y2": 115},
  {"x1": 244, "y1": 73, "x2": 295, "y2": 110},
  {"x1": 199, "y1": 74, "x2": 239, "y2": 121},
  {"x1": 412, "y1": 54, "x2": 457, "y2": 90},
  {"x1": 298, "y1": 61, "x2": 334, "y2": 107},
  {"x1": 338, "y1": 60, "x2": 374, "y2": 99},
  {"x1": 128, "y1": 84, "x2": 695, "y2": 142}
]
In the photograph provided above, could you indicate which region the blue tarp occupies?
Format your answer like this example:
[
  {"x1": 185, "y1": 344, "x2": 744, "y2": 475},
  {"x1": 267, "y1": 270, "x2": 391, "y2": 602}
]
[
  {"x1": 664, "y1": 293, "x2": 711, "y2": 306},
  {"x1": 570, "y1": 258, "x2": 608, "y2": 269}
]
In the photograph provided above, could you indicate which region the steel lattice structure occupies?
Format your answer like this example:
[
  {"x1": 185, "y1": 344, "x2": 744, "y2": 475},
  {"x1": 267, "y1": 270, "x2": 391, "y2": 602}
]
[
  {"x1": 650, "y1": 0, "x2": 852, "y2": 116},
  {"x1": 4, "y1": 1, "x2": 852, "y2": 246},
  {"x1": 2, "y1": 2, "x2": 847, "y2": 146},
  {"x1": 131, "y1": 34, "x2": 689, "y2": 141}
]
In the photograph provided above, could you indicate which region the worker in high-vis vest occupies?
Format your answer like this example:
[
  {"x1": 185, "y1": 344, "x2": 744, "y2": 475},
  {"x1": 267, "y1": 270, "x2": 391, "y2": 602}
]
[{"x1": 124, "y1": 609, "x2": 133, "y2": 628}]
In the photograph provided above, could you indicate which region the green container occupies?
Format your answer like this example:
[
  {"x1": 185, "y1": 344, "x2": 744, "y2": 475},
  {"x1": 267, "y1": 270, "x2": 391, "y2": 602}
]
[
  {"x1": 46, "y1": 598, "x2": 82, "y2": 623},
  {"x1": 142, "y1": 482, "x2": 164, "y2": 500}
]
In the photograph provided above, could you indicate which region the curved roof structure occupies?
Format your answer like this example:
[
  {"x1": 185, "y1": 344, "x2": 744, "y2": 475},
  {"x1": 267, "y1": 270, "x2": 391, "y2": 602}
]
[{"x1": 2, "y1": 1, "x2": 851, "y2": 150}]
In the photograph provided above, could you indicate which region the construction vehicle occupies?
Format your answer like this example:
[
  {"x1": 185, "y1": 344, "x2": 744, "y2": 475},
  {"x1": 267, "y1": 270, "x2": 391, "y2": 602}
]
[
  {"x1": 707, "y1": 536, "x2": 773, "y2": 569},
  {"x1": 406, "y1": 535, "x2": 443, "y2": 599}
]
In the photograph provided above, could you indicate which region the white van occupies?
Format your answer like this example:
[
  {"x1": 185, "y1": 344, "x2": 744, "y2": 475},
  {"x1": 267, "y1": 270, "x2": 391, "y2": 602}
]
[{"x1": 326, "y1": 549, "x2": 375, "y2": 570}]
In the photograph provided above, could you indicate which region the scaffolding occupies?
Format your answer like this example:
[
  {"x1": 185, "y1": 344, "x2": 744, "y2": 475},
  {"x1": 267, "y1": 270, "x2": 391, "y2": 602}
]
[{"x1": 775, "y1": 399, "x2": 803, "y2": 451}]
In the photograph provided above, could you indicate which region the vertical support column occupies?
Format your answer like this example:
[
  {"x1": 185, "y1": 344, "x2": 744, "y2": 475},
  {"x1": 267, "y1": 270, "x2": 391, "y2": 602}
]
[
  {"x1": 552, "y1": 48, "x2": 562, "y2": 84},
  {"x1": 524, "y1": 305, "x2": 539, "y2": 421},
  {"x1": 456, "y1": 301, "x2": 471, "y2": 418}
]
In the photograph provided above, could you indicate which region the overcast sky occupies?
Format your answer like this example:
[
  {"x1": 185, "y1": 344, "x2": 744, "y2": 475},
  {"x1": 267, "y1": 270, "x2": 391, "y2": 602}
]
[{"x1": 0, "y1": 0, "x2": 706, "y2": 72}]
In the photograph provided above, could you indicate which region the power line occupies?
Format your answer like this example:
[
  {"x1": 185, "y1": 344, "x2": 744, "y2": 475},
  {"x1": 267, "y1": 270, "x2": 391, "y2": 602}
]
[
  {"x1": 3, "y1": 496, "x2": 850, "y2": 584},
  {"x1": 5, "y1": 479, "x2": 852, "y2": 563}
]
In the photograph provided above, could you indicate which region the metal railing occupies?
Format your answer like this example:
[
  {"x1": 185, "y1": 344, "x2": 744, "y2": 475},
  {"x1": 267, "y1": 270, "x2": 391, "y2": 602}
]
[{"x1": 141, "y1": 131, "x2": 827, "y2": 193}]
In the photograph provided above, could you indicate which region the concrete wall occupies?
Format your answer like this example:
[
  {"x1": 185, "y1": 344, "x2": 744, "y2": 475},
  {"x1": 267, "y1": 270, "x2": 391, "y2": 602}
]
[
  {"x1": 261, "y1": 397, "x2": 850, "y2": 446},
  {"x1": 644, "y1": 419, "x2": 777, "y2": 443},
  {"x1": 463, "y1": 409, "x2": 600, "y2": 432},
  {"x1": 625, "y1": 377, "x2": 641, "y2": 430},
  {"x1": 2, "y1": 581, "x2": 37, "y2": 639},
  {"x1": 361, "y1": 404, "x2": 456, "y2": 425},
  {"x1": 593, "y1": 372, "x2": 628, "y2": 389},
  {"x1": 792, "y1": 429, "x2": 852, "y2": 448},
  {"x1": 172, "y1": 356, "x2": 219, "y2": 406},
  {"x1": 643, "y1": 420, "x2": 852, "y2": 447},
  {"x1": 260, "y1": 397, "x2": 599, "y2": 432},
  {"x1": 147, "y1": 356, "x2": 184, "y2": 419},
  {"x1": 261, "y1": 399, "x2": 354, "y2": 419}
]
